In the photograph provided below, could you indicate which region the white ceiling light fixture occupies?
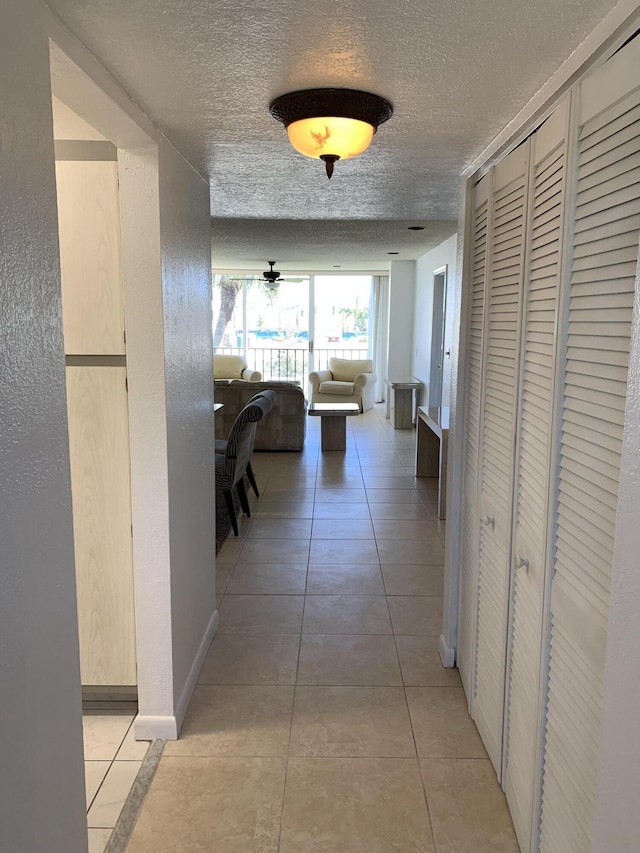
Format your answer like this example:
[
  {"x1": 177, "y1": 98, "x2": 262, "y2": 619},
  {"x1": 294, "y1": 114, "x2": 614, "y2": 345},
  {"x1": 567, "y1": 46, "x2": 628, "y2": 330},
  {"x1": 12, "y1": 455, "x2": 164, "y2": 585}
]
[{"x1": 269, "y1": 88, "x2": 393, "y2": 179}]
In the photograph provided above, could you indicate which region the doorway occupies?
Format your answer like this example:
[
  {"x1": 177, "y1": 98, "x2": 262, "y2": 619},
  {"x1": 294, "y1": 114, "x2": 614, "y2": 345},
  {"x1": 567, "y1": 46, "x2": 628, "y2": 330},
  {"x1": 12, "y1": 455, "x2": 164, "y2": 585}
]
[
  {"x1": 52, "y1": 96, "x2": 137, "y2": 706},
  {"x1": 429, "y1": 266, "x2": 448, "y2": 408}
]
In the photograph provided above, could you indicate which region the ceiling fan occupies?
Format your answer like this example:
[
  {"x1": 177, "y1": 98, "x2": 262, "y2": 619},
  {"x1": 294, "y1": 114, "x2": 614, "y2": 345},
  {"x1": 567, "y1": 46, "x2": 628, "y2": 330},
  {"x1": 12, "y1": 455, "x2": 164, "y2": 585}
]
[
  {"x1": 214, "y1": 264, "x2": 302, "y2": 290},
  {"x1": 260, "y1": 261, "x2": 285, "y2": 289}
]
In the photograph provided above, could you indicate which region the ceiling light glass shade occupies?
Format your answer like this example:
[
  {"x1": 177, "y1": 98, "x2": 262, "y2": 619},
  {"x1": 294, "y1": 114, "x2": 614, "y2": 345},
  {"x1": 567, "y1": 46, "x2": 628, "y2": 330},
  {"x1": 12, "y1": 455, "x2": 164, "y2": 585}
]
[
  {"x1": 286, "y1": 116, "x2": 374, "y2": 161},
  {"x1": 270, "y1": 88, "x2": 393, "y2": 179}
]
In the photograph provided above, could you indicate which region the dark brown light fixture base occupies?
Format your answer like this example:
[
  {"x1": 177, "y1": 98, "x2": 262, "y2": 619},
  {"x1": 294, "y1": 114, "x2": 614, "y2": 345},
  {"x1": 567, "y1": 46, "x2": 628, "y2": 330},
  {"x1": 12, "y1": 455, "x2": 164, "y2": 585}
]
[{"x1": 320, "y1": 154, "x2": 340, "y2": 179}]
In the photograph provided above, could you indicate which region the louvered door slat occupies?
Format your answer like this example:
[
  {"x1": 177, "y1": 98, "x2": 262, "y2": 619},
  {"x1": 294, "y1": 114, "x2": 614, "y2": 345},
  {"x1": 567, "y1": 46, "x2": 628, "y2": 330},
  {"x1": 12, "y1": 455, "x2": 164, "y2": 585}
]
[
  {"x1": 539, "y1": 40, "x2": 640, "y2": 853},
  {"x1": 473, "y1": 143, "x2": 529, "y2": 772},
  {"x1": 458, "y1": 177, "x2": 490, "y2": 697},
  {"x1": 503, "y1": 102, "x2": 569, "y2": 852}
]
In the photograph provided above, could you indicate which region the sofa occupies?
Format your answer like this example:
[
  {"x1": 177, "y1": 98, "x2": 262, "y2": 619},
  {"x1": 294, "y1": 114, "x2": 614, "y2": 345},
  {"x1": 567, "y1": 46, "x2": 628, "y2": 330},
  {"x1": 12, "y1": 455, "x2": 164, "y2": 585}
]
[
  {"x1": 213, "y1": 353, "x2": 261, "y2": 381},
  {"x1": 309, "y1": 357, "x2": 377, "y2": 412},
  {"x1": 214, "y1": 380, "x2": 307, "y2": 451}
]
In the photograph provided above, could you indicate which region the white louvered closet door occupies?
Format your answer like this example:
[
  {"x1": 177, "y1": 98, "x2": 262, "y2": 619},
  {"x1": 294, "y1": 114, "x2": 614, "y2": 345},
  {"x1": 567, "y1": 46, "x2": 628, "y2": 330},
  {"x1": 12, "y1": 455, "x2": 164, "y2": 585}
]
[
  {"x1": 502, "y1": 101, "x2": 570, "y2": 853},
  {"x1": 458, "y1": 175, "x2": 490, "y2": 697},
  {"x1": 473, "y1": 143, "x2": 530, "y2": 772},
  {"x1": 539, "y1": 38, "x2": 640, "y2": 853}
]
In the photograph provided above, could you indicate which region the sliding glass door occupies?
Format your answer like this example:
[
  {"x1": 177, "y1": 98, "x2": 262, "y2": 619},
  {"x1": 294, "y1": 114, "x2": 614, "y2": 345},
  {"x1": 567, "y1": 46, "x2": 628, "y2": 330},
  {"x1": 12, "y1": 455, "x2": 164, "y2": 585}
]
[
  {"x1": 313, "y1": 275, "x2": 372, "y2": 370},
  {"x1": 213, "y1": 273, "x2": 373, "y2": 387}
]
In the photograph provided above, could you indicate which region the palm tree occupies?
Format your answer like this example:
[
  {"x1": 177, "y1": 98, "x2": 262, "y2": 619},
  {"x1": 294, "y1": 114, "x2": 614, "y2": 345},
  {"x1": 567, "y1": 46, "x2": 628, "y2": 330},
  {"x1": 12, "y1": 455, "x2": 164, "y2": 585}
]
[{"x1": 212, "y1": 276, "x2": 243, "y2": 347}]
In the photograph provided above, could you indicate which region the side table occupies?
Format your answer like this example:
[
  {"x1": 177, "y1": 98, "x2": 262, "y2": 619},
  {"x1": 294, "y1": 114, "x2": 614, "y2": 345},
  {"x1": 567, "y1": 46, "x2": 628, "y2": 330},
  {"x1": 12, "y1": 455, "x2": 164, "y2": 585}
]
[
  {"x1": 386, "y1": 379, "x2": 422, "y2": 429},
  {"x1": 415, "y1": 406, "x2": 449, "y2": 519}
]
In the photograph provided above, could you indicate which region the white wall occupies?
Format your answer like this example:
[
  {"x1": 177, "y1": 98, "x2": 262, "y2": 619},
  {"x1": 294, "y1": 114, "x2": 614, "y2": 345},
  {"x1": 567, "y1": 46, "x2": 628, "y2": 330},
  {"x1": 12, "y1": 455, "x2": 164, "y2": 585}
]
[
  {"x1": 0, "y1": 2, "x2": 87, "y2": 850},
  {"x1": 50, "y1": 12, "x2": 218, "y2": 741},
  {"x1": 158, "y1": 142, "x2": 217, "y2": 723},
  {"x1": 413, "y1": 235, "x2": 458, "y2": 405},
  {"x1": 118, "y1": 146, "x2": 177, "y2": 733},
  {"x1": 387, "y1": 260, "x2": 416, "y2": 380},
  {"x1": 120, "y1": 141, "x2": 217, "y2": 740},
  {"x1": 0, "y1": 0, "x2": 217, "y2": 846}
]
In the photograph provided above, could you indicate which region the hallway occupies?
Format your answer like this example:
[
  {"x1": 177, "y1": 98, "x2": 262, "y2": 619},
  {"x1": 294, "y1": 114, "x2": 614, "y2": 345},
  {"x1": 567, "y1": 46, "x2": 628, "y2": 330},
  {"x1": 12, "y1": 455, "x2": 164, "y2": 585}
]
[{"x1": 126, "y1": 407, "x2": 518, "y2": 852}]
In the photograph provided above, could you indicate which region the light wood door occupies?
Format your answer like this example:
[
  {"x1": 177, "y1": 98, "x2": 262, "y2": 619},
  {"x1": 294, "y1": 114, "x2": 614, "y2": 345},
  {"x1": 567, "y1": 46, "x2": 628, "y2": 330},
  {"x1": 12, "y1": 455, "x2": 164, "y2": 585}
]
[
  {"x1": 66, "y1": 365, "x2": 136, "y2": 686},
  {"x1": 473, "y1": 142, "x2": 529, "y2": 773},
  {"x1": 538, "y1": 39, "x2": 640, "y2": 853},
  {"x1": 502, "y1": 100, "x2": 570, "y2": 852},
  {"x1": 56, "y1": 159, "x2": 125, "y2": 355}
]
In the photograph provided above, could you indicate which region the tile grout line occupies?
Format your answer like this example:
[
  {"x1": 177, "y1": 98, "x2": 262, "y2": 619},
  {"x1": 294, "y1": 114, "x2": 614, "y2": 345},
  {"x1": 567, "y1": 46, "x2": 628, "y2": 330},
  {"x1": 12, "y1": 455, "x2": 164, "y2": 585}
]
[
  {"x1": 368, "y1": 415, "x2": 438, "y2": 849},
  {"x1": 84, "y1": 717, "x2": 135, "y2": 818},
  {"x1": 275, "y1": 457, "x2": 316, "y2": 853}
]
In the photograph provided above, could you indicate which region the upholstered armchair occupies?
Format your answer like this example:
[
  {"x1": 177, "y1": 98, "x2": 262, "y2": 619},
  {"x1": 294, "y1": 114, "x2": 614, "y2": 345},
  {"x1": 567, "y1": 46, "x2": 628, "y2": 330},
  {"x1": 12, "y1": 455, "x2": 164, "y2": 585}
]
[
  {"x1": 309, "y1": 357, "x2": 377, "y2": 412},
  {"x1": 213, "y1": 353, "x2": 261, "y2": 381}
]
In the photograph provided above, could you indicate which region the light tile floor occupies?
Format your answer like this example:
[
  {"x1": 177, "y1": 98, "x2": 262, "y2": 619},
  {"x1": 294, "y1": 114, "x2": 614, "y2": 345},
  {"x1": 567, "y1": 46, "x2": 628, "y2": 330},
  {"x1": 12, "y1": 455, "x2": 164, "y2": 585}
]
[
  {"x1": 126, "y1": 406, "x2": 519, "y2": 852},
  {"x1": 83, "y1": 713, "x2": 150, "y2": 852}
]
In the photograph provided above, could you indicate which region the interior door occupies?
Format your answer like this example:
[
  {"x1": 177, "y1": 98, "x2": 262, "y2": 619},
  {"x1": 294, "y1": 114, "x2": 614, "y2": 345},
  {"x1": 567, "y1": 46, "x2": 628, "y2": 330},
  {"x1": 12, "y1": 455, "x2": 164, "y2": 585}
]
[
  {"x1": 502, "y1": 100, "x2": 570, "y2": 851},
  {"x1": 429, "y1": 269, "x2": 448, "y2": 407},
  {"x1": 473, "y1": 142, "x2": 530, "y2": 773}
]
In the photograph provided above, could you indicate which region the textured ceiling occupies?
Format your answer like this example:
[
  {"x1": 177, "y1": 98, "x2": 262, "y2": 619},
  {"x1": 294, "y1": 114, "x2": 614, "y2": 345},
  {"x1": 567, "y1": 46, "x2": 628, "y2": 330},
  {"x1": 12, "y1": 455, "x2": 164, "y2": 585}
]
[
  {"x1": 211, "y1": 219, "x2": 457, "y2": 271},
  {"x1": 48, "y1": 0, "x2": 621, "y2": 265}
]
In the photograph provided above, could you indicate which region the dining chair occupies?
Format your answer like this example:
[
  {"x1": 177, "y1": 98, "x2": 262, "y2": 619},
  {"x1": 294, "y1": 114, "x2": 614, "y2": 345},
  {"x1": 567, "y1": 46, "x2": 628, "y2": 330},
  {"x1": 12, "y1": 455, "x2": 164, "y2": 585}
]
[
  {"x1": 215, "y1": 393, "x2": 275, "y2": 535},
  {"x1": 215, "y1": 390, "x2": 276, "y2": 498}
]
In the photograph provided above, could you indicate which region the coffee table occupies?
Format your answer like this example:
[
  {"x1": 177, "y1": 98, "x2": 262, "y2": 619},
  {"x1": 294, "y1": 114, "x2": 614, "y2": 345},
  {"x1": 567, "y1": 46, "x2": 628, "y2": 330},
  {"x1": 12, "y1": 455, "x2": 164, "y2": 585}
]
[{"x1": 309, "y1": 402, "x2": 360, "y2": 451}]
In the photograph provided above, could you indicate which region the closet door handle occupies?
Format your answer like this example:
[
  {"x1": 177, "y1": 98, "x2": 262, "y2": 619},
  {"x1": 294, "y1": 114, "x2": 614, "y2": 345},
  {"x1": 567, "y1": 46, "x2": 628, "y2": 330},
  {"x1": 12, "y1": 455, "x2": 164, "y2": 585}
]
[
  {"x1": 514, "y1": 555, "x2": 529, "y2": 573},
  {"x1": 480, "y1": 516, "x2": 495, "y2": 530}
]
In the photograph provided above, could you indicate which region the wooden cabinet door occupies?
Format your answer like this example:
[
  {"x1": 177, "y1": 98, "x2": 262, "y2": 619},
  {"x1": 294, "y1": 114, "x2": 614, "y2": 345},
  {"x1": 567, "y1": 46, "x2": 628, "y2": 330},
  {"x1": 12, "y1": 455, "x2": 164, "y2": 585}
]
[
  {"x1": 56, "y1": 159, "x2": 125, "y2": 355},
  {"x1": 66, "y1": 365, "x2": 136, "y2": 686}
]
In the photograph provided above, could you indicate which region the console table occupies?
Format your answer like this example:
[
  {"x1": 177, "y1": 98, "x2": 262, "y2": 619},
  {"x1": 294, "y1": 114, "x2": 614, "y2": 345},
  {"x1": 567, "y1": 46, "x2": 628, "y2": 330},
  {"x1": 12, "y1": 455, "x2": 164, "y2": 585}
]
[
  {"x1": 416, "y1": 406, "x2": 449, "y2": 519},
  {"x1": 309, "y1": 402, "x2": 359, "y2": 451},
  {"x1": 386, "y1": 379, "x2": 422, "y2": 429}
]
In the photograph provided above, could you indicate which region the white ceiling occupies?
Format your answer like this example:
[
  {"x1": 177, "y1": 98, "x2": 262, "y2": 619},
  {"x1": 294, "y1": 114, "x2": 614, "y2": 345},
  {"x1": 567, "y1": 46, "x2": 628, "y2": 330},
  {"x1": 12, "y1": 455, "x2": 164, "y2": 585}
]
[
  {"x1": 211, "y1": 218, "x2": 457, "y2": 272},
  {"x1": 47, "y1": 0, "x2": 621, "y2": 269}
]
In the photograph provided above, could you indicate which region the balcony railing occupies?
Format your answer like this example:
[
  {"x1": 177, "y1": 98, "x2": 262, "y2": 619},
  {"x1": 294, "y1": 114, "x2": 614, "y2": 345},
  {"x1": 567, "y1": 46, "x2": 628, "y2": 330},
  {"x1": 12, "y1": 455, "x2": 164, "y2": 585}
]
[{"x1": 214, "y1": 346, "x2": 369, "y2": 386}]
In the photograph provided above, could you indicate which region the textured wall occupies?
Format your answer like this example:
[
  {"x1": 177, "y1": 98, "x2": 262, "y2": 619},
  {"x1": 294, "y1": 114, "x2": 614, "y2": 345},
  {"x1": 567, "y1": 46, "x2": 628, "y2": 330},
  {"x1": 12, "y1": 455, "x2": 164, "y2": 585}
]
[
  {"x1": 413, "y1": 235, "x2": 458, "y2": 404},
  {"x1": 158, "y1": 141, "x2": 217, "y2": 714},
  {"x1": 387, "y1": 261, "x2": 416, "y2": 381},
  {"x1": 0, "y1": 1, "x2": 87, "y2": 850}
]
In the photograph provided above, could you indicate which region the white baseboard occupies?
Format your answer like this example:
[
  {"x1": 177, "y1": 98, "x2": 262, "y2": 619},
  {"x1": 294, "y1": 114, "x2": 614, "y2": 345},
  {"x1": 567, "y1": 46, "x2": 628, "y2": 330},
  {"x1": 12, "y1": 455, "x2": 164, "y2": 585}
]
[
  {"x1": 134, "y1": 715, "x2": 178, "y2": 741},
  {"x1": 174, "y1": 608, "x2": 219, "y2": 736},
  {"x1": 133, "y1": 608, "x2": 218, "y2": 742},
  {"x1": 439, "y1": 633, "x2": 456, "y2": 668}
]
